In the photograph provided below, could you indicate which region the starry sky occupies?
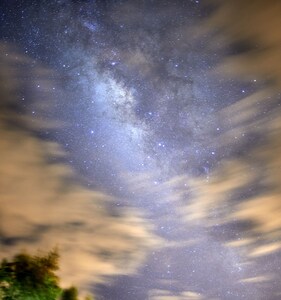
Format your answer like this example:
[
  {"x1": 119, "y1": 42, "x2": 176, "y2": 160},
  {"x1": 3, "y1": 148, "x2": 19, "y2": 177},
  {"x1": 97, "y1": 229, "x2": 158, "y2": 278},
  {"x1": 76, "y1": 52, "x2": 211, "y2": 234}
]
[{"x1": 1, "y1": 0, "x2": 281, "y2": 299}]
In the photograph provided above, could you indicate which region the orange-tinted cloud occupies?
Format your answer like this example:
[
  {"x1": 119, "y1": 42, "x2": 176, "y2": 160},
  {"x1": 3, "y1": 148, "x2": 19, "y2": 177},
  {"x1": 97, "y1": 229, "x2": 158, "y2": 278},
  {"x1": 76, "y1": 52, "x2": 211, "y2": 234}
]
[
  {"x1": 208, "y1": 0, "x2": 281, "y2": 88},
  {"x1": 0, "y1": 44, "x2": 160, "y2": 292}
]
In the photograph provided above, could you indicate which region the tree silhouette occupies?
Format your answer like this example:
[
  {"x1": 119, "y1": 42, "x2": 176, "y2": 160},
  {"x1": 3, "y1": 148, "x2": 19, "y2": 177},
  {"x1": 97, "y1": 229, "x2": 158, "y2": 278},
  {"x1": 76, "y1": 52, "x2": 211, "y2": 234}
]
[
  {"x1": 0, "y1": 249, "x2": 60, "y2": 300},
  {"x1": 61, "y1": 286, "x2": 78, "y2": 300},
  {"x1": 0, "y1": 249, "x2": 94, "y2": 300}
]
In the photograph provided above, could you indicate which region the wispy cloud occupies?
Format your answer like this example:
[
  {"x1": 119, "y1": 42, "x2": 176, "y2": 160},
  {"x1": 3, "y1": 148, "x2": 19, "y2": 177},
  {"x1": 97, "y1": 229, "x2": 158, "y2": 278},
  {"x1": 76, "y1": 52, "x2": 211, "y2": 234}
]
[
  {"x1": 208, "y1": 0, "x2": 281, "y2": 88},
  {"x1": 0, "y1": 44, "x2": 160, "y2": 292}
]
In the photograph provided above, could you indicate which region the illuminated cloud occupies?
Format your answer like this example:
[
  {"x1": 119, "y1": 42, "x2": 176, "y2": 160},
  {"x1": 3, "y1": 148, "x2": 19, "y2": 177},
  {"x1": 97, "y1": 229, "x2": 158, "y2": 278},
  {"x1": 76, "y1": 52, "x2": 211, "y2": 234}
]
[
  {"x1": 248, "y1": 243, "x2": 281, "y2": 258},
  {"x1": 182, "y1": 110, "x2": 281, "y2": 248},
  {"x1": 149, "y1": 289, "x2": 204, "y2": 300},
  {"x1": 180, "y1": 0, "x2": 281, "y2": 257},
  {"x1": 208, "y1": 0, "x2": 281, "y2": 88},
  {"x1": 1, "y1": 0, "x2": 281, "y2": 297},
  {"x1": 0, "y1": 46, "x2": 160, "y2": 292},
  {"x1": 239, "y1": 275, "x2": 273, "y2": 284},
  {"x1": 183, "y1": 159, "x2": 255, "y2": 224}
]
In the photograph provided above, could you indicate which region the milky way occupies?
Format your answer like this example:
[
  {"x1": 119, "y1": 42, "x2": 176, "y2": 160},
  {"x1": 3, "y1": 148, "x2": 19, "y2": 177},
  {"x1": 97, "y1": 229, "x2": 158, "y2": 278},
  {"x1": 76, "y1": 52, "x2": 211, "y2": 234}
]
[{"x1": 1, "y1": 1, "x2": 281, "y2": 299}]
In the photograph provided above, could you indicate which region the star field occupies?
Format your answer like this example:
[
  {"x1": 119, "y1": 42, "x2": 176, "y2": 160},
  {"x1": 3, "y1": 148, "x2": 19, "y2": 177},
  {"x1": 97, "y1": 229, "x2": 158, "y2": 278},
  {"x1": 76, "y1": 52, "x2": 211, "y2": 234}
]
[{"x1": 1, "y1": 0, "x2": 281, "y2": 299}]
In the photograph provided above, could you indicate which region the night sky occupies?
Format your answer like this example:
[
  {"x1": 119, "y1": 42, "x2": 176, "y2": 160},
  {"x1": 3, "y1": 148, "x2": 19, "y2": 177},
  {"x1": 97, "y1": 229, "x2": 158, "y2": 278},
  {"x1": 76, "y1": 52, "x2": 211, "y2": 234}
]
[{"x1": 1, "y1": 0, "x2": 281, "y2": 299}]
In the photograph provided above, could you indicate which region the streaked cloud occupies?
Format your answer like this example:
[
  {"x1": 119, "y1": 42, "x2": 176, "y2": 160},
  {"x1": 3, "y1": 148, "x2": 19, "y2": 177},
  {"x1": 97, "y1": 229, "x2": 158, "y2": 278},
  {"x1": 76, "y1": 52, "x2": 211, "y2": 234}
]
[
  {"x1": 149, "y1": 289, "x2": 204, "y2": 300},
  {"x1": 0, "y1": 45, "x2": 160, "y2": 292},
  {"x1": 239, "y1": 275, "x2": 273, "y2": 284},
  {"x1": 248, "y1": 243, "x2": 281, "y2": 258},
  {"x1": 208, "y1": 0, "x2": 281, "y2": 88}
]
